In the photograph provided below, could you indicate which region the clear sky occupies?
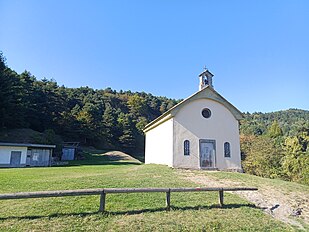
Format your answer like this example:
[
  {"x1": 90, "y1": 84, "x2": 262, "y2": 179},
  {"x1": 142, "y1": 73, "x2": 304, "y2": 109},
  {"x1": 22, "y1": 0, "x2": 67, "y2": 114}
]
[{"x1": 1, "y1": 0, "x2": 308, "y2": 113}]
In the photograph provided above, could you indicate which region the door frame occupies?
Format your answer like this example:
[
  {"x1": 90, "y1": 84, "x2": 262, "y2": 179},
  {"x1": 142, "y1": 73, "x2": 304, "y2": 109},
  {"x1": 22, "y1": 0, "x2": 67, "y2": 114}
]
[{"x1": 199, "y1": 139, "x2": 216, "y2": 169}]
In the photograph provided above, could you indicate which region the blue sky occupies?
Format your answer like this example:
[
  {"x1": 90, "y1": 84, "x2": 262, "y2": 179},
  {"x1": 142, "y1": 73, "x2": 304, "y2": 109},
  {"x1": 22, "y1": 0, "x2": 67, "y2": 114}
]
[{"x1": 1, "y1": 0, "x2": 308, "y2": 113}]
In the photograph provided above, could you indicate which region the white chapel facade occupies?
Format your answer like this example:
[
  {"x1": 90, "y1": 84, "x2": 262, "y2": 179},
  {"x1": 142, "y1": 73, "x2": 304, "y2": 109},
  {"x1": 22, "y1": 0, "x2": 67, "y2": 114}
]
[{"x1": 144, "y1": 69, "x2": 243, "y2": 171}]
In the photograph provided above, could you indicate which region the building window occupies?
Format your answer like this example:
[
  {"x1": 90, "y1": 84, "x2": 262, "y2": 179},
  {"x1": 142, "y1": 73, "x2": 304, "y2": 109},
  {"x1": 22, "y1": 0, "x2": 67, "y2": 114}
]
[
  {"x1": 202, "y1": 108, "x2": 211, "y2": 118},
  {"x1": 224, "y1": 142, "x2": 231, "y2": 158},
  {"x1": 184, "y1": 140, "x2": 190, "y2": 156}
]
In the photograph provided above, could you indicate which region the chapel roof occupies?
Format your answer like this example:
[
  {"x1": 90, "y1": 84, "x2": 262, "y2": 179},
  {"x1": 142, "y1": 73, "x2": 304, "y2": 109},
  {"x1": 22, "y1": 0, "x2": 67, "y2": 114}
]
[{"x1": 143, "y1": 85, "x2": 243, "y2": 132}]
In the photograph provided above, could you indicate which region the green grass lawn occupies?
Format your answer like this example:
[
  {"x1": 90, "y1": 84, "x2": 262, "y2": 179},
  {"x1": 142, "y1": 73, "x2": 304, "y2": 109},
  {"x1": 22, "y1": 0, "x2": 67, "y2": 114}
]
[
  {"x1": 202, "y1": 171, "x2": 309, "y2": 195},
  {"x1": 0, "y1": 151, "x2": 303, "y2": 231}
]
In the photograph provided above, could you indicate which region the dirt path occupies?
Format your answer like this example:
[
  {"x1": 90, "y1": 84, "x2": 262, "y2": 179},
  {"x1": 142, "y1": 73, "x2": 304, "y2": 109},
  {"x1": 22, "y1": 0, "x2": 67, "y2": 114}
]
[{"x1": 177, "y1": 169, "x2": 309, "y2": 229}]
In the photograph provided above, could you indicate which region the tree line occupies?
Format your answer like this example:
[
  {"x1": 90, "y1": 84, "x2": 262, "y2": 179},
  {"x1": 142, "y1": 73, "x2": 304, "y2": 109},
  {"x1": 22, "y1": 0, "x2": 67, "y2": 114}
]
[
  {"x1": 0, "y1": 52, "x2": 179, "y2": 152},
  {"x1": 240, "y1": 111, "x2": 309, "y2": 185}
]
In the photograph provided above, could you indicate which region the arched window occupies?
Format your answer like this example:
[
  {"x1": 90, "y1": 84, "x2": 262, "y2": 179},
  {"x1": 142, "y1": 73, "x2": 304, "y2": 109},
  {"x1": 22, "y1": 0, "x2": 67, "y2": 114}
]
[
  {"x1": 184, "y1": 140, "x2": 190, "y2": 156},
  {"x1": 224, "y1": 142, "x2": 231, "y2": 158}
]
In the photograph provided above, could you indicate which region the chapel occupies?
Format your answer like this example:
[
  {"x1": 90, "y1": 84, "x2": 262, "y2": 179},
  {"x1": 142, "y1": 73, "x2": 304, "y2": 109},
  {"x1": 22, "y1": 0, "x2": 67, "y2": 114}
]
[{"x1": 144, "y1": 69, "x2": 243, "y2": 171}]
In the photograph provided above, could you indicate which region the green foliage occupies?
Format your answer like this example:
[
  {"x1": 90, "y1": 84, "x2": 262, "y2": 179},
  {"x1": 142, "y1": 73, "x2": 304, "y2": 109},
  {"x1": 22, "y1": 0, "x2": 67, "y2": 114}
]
[
  {"x1": 241, "y1": 135, "x2": 284, "y2": 179},
  {"x1": 0, "y1": 59, "x2": 24, "y2": 128},
  {"x1": 240, "y1": 110, "x2": 309, "y2": 185},
  {"x1": 268, "y1": 120, "x2": 283, "y2": 138},
  {"x1": 135, "y1": 116, "x2": 148, "y2": 132},
  {"x1": 101, "y1": 103, "x2": 118, "y2": 146},
  {"x1": 240, "y1": 110, "x2": 309, "y2": 137},
  {"x1": 127, "y1": 94, "x2": 147, "y2": 116},
  {"x1": 241, "y1": 128, "x2": 309, "y2": 185},
  {"x1": 0, "y1": 51, "x2": 180, "y2": 151},
  {"x1": 282, "y1": 129, "x2": 309, "y2": 185}
]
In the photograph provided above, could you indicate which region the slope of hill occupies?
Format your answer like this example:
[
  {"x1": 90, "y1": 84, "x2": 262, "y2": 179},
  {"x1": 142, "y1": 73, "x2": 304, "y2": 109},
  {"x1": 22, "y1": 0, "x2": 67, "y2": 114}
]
[
  {"x1": 0, "y1": 128, "x2": 62, "y2": 144},
  {"x1": 0, "y1": 52, "x2": 180, "y2": 152},
  {"x1": 0, "y1": 151, "x2": 307, "y2": 231},
  {"x1": 179, "y1": 169, "x2": 309, "y2": 229}
]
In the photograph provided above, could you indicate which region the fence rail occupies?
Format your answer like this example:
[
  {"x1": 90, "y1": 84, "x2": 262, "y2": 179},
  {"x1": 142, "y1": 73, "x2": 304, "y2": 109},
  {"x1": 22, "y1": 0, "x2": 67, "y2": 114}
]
[{"x1": 0, "y1": 187, "x2": 258, "y2": 212}]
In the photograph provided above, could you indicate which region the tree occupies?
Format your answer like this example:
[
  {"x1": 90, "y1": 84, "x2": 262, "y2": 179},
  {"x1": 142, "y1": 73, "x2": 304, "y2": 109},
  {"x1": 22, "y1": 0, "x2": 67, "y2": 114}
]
[
  {"x1": 135, "y1": 116, "x2": 148, "y2": 132},
  {"x1": 19, "y1": 71, "x2": 37, "y2": 128},
  {"x1": 117, "y1": 113, "x2": 136, "y2": 148},
  {"x1": 0, "y1": 60, "x2": 24, "y2": 128},
  {"x1": 240, "y1": 110, "x2": 309, "y2": 137},
  {"x1": 127, "y1": 94, "x2": 147, "y2": 116},
  {"x1": 159, "y1": 102, "x2": 167, "y2": 114},
  {"x1": 282, "y1": 129, "x2": 309, "y2": 184},
  {"x1": 268, "y1": 120, "x2": 283, "y2": 138},
  {"x1": 241, "y1": 135, "x2": 284, "y2": 179},
  {"x1": 102, "y1": 103, "x2": 119, "y2": 146}
]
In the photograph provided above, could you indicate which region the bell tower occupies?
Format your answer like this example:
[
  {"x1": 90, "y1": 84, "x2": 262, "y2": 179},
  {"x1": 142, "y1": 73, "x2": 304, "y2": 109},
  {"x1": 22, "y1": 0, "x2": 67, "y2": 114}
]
[{"x1": 199, "y1": 67, "x2": 214, "y2": 90}]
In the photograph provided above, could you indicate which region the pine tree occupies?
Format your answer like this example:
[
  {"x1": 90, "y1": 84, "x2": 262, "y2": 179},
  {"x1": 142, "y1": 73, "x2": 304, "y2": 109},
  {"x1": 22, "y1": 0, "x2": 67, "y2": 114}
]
[
  {"x1": 117, "y1": 113, "x2": 136, "y2": 148},
  {"x1": 102, "y1": 104, "x2": 118, "y2": 145}
]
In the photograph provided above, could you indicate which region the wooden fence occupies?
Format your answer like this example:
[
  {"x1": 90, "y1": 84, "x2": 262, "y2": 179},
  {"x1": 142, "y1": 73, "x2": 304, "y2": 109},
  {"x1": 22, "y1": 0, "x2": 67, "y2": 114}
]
[{"x1": 0, "y1": 187, "x2": 258, "y2": 212}]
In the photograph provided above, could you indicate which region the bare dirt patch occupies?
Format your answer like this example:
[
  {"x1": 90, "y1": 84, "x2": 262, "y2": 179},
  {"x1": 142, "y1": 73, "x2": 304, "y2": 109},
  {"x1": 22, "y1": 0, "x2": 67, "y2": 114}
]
[{"x1": 177, "y1": 169, "x2": 309, "y2": 229}]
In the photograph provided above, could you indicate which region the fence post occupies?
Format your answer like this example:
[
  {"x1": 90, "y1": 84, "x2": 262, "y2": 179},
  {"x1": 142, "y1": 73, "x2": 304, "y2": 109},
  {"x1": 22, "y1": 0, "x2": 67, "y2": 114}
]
[
  {"x1": 166, "y1": 189, "x2": 171, "y2": 211},
  {"x1": 218, "y1": 190, "x2": 224, "y2": 207},
  {"x1": 99, "y1": 191, "x2": 106, "y2": 212}
]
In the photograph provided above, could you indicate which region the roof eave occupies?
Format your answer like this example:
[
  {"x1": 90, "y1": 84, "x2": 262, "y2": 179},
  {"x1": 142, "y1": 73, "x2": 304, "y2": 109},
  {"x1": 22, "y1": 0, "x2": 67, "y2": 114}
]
[
  {"x1": 143, "y1": 113, "x2": 173, "y2": 132},
  {"x1": 0, "y1": 142, "x2": 56, "y2": 148}
]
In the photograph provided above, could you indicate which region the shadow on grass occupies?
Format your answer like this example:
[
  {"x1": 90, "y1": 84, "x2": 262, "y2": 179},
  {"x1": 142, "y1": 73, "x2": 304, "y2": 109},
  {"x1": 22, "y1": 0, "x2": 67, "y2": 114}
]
[
  {"x1": 0, "y1": 203, "x2": 259, "y2": 221},
  {"x1": 59, "y1": 161, "x2": 142, "y2": 167},
  {"x1": 107, "y1": 203, "x2": 259, "y2": 215},
  {"x1": 54, "y1": 152, "x2": 143, "y2": 167}
]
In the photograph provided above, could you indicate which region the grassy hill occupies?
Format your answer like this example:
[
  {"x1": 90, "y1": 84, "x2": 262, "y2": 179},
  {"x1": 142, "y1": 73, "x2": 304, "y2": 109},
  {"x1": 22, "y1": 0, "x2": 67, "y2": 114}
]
[{"x1": 0, "y1": 150, "x2": 308, "y2": 231}]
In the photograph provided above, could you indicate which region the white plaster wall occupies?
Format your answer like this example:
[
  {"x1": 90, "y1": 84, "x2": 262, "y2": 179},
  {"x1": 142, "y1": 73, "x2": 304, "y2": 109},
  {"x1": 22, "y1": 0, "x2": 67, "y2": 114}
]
[
  {"x1": 145, "y1": 118, "x2": 174, "y2": 166},
  {"x1": 0, "y1": 146, "x2": 27, "y2": 165},
  {"x1": 173, "y1": 120, "x2": 200, "y2": 169},
  {"x1": 173, "y1": 99, "x2": 241, "y2": 170}
]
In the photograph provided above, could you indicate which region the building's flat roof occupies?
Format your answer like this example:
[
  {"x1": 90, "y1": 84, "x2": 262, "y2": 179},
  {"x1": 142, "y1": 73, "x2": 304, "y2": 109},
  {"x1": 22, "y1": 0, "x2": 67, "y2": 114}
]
[{"x1": 0, "y1": 142, "x2": 56, "y2": 148}]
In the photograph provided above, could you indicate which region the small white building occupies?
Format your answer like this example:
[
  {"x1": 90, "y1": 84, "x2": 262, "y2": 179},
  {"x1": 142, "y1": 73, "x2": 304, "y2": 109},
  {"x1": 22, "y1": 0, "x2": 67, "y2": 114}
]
[
  {"x1": 144, "y1": 69, "x2": 243, "y2": 171},
  {"x1": 0, "y1": 142, "x2": 56, "y2": 167}
]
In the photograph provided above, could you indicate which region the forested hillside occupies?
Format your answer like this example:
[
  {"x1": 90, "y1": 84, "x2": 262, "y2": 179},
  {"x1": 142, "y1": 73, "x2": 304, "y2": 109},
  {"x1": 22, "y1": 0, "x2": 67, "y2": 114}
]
[
  {"x1": 1, "y1": 51, "x2": 308, "y2": 185},
  {"x1": 240, "y1": 109, "x2": 309, "y2": 136},
  {"x1": 0, "y1": 52, "x2": 179, "y2": 151}
]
